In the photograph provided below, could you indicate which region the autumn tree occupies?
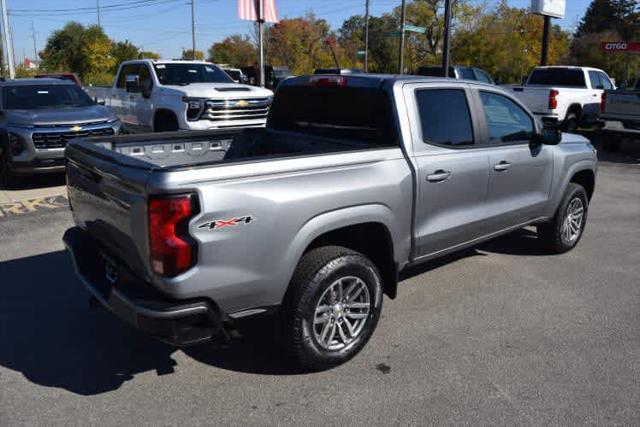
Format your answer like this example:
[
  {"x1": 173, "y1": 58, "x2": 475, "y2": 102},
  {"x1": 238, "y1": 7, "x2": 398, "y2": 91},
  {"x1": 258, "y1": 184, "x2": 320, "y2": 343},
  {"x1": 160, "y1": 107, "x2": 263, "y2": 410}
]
[
  {"x1": 208, "y1": 35, "x2": 256, "y2": 65},
  {"x1": 40, "y1": 22, "x2": 85, "y2": 73},
  {"x1": 140, "y1": 51, "x2": 161, "y2": 60},
  {"x1": 79, "y1": 25, "x2": 116, "y2": 85},
  {"x1": 452, "y1": 1, "x2": 571, "y2": 83},
  {"x1": 181, "y1": 49, "x2": 205, "y2": 60},
  {"x1": 112, "y1": 40, "x2": 140, "y2": 72}
]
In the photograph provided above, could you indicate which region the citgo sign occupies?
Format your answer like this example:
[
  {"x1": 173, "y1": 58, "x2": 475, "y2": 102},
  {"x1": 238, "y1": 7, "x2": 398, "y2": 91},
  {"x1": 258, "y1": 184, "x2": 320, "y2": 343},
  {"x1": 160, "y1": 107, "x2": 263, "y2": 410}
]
[{"x1": 601, "y1": 42, "x2": 640, "y2": 52}]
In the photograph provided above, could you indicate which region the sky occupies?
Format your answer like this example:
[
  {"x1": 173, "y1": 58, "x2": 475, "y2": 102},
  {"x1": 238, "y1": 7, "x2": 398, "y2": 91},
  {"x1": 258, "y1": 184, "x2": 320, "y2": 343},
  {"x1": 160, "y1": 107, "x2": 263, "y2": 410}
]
[{"x1": 6, "y1": 0, "x2": 591, "y2": 64}]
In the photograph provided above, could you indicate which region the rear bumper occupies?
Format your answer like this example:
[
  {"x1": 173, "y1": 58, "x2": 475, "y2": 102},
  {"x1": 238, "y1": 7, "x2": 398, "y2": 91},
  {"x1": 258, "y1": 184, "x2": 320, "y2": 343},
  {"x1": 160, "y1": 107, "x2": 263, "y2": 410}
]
[{"x1": 63, "y1": 227, "x2": 234, "y2": 346}]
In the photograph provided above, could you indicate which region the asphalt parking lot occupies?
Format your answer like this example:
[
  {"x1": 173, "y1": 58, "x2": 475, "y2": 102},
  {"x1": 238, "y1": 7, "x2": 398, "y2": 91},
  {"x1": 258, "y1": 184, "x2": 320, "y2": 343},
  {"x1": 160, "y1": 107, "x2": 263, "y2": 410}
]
[{"x1": 0, "y1": 137, "x2": 638, "y2": 425}]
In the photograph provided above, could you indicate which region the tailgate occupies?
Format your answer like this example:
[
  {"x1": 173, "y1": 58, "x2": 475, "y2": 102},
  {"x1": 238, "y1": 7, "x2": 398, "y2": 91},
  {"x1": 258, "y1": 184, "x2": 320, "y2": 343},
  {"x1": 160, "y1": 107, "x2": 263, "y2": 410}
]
[
  {"x1": 66, "y1": 141, "x2": 152, "y2": 279},
  {"x1": 604, "y1": 91, "x2": 640, "y2": 119},
  {"x1": 511, "y1": 86, "x2": 552, "y2": 114}
]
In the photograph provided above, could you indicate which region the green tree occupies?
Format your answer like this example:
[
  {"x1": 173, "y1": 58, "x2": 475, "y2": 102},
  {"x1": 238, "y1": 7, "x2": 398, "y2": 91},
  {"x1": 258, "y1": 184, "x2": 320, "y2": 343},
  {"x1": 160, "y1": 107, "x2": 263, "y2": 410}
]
[
  {"x1": 80, "y1": 25, "x2": 115, "y2": 84},
  {"x1": 208, "y1": 34, "x2": 256, "y2": 65},
  {"x1": 39, "y1": 21, "x2": 85, "y2": 73},
  {"x1": 112, "y1": 40, "x2": 140, "y2": 72},
  {"x1": 139, "y1": 51, "x2": 161, "y2": 60},
  {"x1": 181, "y1": 49, "x2": 205, "y2": 60}
]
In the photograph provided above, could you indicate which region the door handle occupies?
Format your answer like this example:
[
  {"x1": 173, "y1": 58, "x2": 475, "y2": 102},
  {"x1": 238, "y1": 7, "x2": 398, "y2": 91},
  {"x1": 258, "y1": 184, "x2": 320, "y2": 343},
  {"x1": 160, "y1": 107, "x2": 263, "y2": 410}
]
[
  {"x1": 493, "y1": 161, "x2": 511, "y2": 171},
  {"x1": 426, "y1": 170, "x2": 451, "y2": 182}
]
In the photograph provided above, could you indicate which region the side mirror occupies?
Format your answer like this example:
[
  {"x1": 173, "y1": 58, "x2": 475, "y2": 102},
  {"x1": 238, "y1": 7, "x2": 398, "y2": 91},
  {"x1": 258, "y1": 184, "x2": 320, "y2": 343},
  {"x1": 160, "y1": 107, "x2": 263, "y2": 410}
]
[
  {"x1": 538, "y1": 117, "x2": 562, "y2": 145},
  {"x1": 125, "y1": 74, "x2": 140, "y2": 93}
]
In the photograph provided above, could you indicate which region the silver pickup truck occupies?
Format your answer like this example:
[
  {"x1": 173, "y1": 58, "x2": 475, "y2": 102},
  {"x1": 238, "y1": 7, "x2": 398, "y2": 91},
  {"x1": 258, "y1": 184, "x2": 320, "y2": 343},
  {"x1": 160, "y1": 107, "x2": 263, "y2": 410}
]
[
  {"x1": 64, "y1": 75, "x2": 597, "y2": 370},
  {"x1": 599, "y1": 77, "x2": 640, "y2": 151}
]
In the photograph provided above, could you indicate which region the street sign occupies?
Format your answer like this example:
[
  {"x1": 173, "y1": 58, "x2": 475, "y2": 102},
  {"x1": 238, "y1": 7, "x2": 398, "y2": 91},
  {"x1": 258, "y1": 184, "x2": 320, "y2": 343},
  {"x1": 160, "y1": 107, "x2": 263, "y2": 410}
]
[
  {"x1": 601, "y1": 42, "x2": 640, "y2": 53},
  {"x1": 404, "y1": 24, "x2": 426, "y2": 34},
  {"x1": 356, "y1": 50, "x2": 366, "y2": 58},
  {"x1": 531, "y1": 0, "x2": 565, "y2": 19}
]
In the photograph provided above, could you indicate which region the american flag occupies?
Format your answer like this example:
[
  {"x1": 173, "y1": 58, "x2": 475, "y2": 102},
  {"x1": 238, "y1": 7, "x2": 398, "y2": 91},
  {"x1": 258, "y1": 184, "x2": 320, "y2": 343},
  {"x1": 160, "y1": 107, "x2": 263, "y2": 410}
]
[{"x1": 238, "y1": 0, "x2": 279, "y2": 23}]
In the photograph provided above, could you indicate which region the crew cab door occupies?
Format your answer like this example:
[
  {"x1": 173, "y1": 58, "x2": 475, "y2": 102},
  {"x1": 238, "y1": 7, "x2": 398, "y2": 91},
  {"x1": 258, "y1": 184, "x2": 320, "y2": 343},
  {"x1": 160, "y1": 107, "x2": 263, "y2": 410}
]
[
  {"x1": 472, "y1": 88, "x2": 554, "y2": 231},
  {"x1": 121, "y1": 63, "x2": 153, "y2": 133},
  {"x1": 403, "y1": 83, "x2": 491, "y2": 257}
]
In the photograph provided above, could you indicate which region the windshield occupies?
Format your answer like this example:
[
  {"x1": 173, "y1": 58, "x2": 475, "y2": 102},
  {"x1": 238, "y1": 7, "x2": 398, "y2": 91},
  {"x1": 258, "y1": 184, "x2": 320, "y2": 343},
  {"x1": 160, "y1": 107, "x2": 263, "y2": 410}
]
[
  {"x1": 153, "y1": 63, "x2": 233, "y2": 85},
  {"x1": 3, "y1": 85, "x2": 94, "y2": 110},
  {"x1": 528, "y1": 68, "x2": 586, "y2": 87}
]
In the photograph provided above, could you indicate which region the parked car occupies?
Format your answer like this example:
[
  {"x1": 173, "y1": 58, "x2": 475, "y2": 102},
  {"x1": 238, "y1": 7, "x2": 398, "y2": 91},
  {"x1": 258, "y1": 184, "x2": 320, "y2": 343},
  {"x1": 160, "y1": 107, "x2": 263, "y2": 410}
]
[
  {"x1": 0, "y1": 78, "x2": 120, "y2": 188},
  {"x1": 35, "y1": 73, "x2": 83, "y2": 86},
  {"x1": 64, "y1": 74, "x2": 597, "y2": 370},
  {"x1": 221, "y1": 67, "x2": 249, "y2": 84},
  {"x1": 598, "y1": 76, "x2": 640, "y2": 151},
  {"x1": 313, "y1": 68, "x2": 365, "y2": 75},
  {"x1": 240, "y1": 65, "x2": 292, "y2": 89},
  {"x1": 85, "y1": 59, "x2": 273, "y2": 133},
  {"x1": 510, "y1": 66, "x2": 615, "y2": 132},
  {"x1": 415, "y1": 65, "x2": 495, "y2": 84}
]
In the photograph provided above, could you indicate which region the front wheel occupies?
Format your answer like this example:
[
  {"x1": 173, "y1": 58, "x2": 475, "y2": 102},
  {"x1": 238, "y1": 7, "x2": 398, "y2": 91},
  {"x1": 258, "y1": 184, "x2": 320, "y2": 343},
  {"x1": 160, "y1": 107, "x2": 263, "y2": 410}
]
[
  {"x1": 282, "y1": 246, "x2": 383, "y2": 370},
  {"x1": 538, "y1": 183, "x2": 589, "y2": 254}
]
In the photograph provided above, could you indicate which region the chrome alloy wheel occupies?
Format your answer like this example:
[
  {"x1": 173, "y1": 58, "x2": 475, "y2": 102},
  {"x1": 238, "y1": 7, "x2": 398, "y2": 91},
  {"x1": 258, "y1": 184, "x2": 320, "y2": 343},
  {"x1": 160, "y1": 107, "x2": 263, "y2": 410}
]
[
  {"x1": 561, "y1": 197, "x2": 585, "y2": 243},
  {"x1": 313, "y1": 276, "x2": 371, "y2": 351}
]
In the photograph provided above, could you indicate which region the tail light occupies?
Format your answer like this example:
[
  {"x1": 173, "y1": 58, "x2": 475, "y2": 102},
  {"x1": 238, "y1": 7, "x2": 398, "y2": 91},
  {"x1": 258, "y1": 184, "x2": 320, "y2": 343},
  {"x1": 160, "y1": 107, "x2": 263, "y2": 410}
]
[
  {"x1": 548, "y1": 90, "x2": 559, "y2": 110},
  {"x1": 148, "y1": 195, "x2": 198, "y2": 277},
  {"x1": 600, "y1": 91, "x2": 606, "y2": 113},
  {"x1": 309, "y1": 75, "x2": 347, "y2": 87}
]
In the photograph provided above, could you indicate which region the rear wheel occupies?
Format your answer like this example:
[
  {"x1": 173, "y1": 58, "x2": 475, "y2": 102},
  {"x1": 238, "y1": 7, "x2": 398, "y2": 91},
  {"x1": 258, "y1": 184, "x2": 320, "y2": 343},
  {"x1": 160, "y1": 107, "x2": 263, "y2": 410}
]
[
  {"x1": 562, "y1": 111, "x2": 579, "y2": 133},
  {"x1": 538, "y1": 183, "x2": 588, "y2": 254},
  {"x1": 281, "y1": 246, "x2": 384, "y2": 370}
]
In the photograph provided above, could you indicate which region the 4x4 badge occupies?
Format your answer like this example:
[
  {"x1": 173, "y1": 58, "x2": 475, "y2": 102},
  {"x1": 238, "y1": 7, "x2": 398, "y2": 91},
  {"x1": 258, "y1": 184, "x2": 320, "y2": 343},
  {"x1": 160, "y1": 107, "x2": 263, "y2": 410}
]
[{"x1": 198, "y1": 215, "x2": 254, "y2": 230}]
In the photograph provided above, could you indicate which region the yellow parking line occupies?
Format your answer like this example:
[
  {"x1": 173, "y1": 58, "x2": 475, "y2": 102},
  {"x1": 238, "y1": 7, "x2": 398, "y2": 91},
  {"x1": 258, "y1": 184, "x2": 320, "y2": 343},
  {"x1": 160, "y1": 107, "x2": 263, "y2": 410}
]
[{"x1": 0, "y1": 194, "x2": 68, "y2": 218}]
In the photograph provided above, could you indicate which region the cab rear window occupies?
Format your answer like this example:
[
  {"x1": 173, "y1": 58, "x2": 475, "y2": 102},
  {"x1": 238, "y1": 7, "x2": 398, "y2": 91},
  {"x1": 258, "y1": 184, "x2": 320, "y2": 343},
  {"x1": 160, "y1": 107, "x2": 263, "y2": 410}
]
[
  {"x1": 267, "y1": 85, "x2": 397, "y2": 146},
  {"x1": 528, "y1": 68, "x2": 586, "y2": 87}
]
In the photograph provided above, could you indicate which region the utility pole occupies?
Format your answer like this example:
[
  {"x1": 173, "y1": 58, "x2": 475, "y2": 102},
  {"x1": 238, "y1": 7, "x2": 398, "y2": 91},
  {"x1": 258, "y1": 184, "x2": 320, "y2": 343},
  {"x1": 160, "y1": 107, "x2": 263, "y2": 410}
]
[
  {"x1": 441, "y1": 0, "x2": 453, "y2": 77},
  {"x1": 398, "y1": 0, "x2": 407, "y2": 74},
  {"x1": 540, "y1": 15, "x2": 550, "y2": 65},
  {"x1": 190, "y1": 0, "x2": 196, "y2": 59},
  {"x1": 257, "y1": 0, "x2": 265, "y2": 87},
  {"x1": 96, "y1": 0, "x2": 101, "y2": 26},
  {"x1": 1, "y1": 0, "x2": 15, "y2": 78},
  {"x1": 364, "y1": 0, "x2": 370, "y2": 72},
  {"x1": 31, "y1": 21, "x2": 37, "y2": 64}
]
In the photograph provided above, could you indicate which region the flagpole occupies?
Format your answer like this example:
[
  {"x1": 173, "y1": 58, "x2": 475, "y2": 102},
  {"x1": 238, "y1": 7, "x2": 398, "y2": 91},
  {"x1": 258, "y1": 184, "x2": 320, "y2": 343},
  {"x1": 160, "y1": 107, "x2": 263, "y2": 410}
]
[{"x1": 257, "y1": 0, "x2": 265, "y2": 87}]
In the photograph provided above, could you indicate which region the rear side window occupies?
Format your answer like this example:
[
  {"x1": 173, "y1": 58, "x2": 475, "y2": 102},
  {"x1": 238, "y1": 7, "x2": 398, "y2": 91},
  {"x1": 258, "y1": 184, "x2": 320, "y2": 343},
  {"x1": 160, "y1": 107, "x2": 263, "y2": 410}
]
[
  {"x1": 267, "y1": 85, "x2": 396, "y2": 146},
  {"x1": 528, "y1": 68, "x2": 586, "y2": 87},
  {"x1": 415, "y1": 89, "x2": 474, "y2": 146}
]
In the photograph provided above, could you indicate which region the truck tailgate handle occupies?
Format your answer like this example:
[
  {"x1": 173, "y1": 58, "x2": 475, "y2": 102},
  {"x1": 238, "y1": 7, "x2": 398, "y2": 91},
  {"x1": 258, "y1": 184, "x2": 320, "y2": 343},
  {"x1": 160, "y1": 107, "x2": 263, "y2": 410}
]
[
  {"x1": 426, "y1": 170, "x2": 451, "y2": 182},
  {"x1": 493, "y1": 161, "x2": 511, "y2": 171}
]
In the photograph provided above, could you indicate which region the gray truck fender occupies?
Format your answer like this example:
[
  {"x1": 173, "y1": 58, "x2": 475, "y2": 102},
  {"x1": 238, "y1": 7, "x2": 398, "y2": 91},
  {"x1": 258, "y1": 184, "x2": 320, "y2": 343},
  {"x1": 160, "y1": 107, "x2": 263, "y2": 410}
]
[
  {"x1": 281, "y1": 203, "x2": 403, "y2": 287},
  {"x1": 546, "y1": 160, "x2": 596, "y2": 218}
]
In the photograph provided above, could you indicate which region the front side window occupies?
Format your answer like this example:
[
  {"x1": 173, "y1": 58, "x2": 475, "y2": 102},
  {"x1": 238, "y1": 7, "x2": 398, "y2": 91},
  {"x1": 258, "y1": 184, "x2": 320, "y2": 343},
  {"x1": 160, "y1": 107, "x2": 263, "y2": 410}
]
[
  {"x1": 3, "y1": 85, "x2": 94, "y2": 110},
  {"x1": 117, "y1": 64, "x2": 139, "y2": 88},
  {"x1": 589, "y1": 71, "x2": 603, "y2": 89},
  {"x1": 415, "y1": 89, "x2": 474, "y2": 146},
  {"x1": 139, "y1": 65, "x2": 153, "y2": 92},
  {"x1": 479, "y1": 91, "x2": 534, "y2": 144},
  {"x1": 597, "y1": 72, "x2": 613, "y2": 90}
]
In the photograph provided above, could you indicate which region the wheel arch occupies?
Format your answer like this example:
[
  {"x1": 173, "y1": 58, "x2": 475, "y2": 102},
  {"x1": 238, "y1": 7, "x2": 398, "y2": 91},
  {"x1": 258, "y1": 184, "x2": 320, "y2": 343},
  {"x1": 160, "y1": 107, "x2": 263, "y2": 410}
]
[
  {"x1": 570, "y1": 169, "x2": 595, "y2": 201},
  {"x1": 565, "y1": 103, "x2": 582, "y2": 120},
  {"x1": 284, "y1": 205, "x2": 403, "y2": 300},
  {"x1": 153, "y1": 108, "x2": 179, "y2": 132}
]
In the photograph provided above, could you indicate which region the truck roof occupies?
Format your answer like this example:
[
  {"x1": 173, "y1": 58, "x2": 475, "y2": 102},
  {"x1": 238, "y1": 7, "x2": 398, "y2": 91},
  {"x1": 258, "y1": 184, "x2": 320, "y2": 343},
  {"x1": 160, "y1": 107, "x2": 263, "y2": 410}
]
[
  {"x1": 120, "y1": 59, "x2": 214, "y2": 66},
  {"x1": 282, "y1": 73, "x2": 498, "y2": 90},
  {"x1": 532, "y1": 65, "x2": 607, "y2": 73},
  {"x1": 0, "y1": 78, "x2": 76, "y2": 87}
]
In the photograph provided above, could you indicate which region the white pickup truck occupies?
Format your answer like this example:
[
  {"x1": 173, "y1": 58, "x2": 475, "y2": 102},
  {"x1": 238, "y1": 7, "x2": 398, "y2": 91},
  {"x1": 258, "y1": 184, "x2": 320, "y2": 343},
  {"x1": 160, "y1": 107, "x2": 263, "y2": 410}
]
[
  {"x1": 510, "y1": 66, "x2": 615, "y2": 132},
  {"x1": 86, "y1": 60, "x2": 274, "y2": 133}
]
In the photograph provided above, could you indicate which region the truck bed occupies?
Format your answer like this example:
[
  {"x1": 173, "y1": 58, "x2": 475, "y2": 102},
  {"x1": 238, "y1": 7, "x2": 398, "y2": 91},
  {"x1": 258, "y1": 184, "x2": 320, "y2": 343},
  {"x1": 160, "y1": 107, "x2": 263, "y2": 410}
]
[{"x1": 68, "y1": 128, "x2": 390, "y2": 170}]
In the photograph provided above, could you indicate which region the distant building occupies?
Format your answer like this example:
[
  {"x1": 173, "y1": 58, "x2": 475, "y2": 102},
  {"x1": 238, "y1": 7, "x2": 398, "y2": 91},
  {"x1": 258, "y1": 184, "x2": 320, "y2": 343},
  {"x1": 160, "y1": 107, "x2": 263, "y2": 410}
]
[{"x1": 23, "y1": 57, "x2": 38, "y2": 70}]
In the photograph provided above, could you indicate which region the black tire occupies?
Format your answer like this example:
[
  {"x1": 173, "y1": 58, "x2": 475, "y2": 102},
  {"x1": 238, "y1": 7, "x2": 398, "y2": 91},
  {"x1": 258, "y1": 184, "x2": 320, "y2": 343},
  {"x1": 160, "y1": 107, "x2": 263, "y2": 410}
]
[
  {"x1": 602, "y1": 135, "x2": 622, "y2": 153},
  {"x1": 0, "y1": 151, "x2": 18, "y2": 190},
  {"x1": 154, "y1": 112, "x2": 179, "y2": 132},
  {"x1": 538, "y1": 183, "x2": 589, "y2": 254},
  {"x1": 281, "y1": 246, "x2": 384, "y2": 370},
  {"x1": 562, "y1": 112, "x2": 579, "y2": 133}
]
